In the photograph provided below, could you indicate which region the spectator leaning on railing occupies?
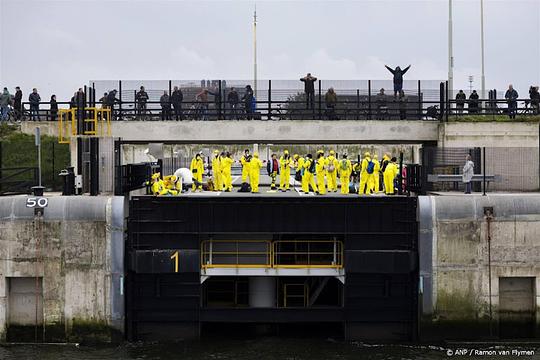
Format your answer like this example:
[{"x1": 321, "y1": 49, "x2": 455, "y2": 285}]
[
  {"x1": 324, "y1": 87, "x2": 338, "y2": 120},
  {"x1": 468, "y1": 90, "x2": 479, "y2": 114},
  {"x1": 455, "y1": 90, "x2": 466, "y2": 116},
  {"x1": 160, "y1": 91, "x2": 171, "y2": 120},
  {"x1": 50, "y1": 95, "x2": 58, "y2": 121},
  {"x1": 136, "y1": 86, "x2": 149, "y2": 116},
  {"x1": 227, "y1": 87, "x2": 240, "y2": 119}
]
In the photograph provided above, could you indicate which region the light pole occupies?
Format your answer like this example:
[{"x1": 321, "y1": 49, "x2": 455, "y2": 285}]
[
  {"x1": 253, "y1": 5, "x2": 257, "y2": 97},
  {"x1": 480, "y1": 0, "x2": 486, "y2": 100},
  {"x1": 448, "y1": 0, "x2": 454, "y2": 98}
]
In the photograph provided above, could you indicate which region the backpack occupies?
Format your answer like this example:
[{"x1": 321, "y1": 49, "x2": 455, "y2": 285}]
[
  {"x1": 238, "y1": 182, "x2": 251, "y2": 192},
  {"x1": 367, "y1": 160, "x2": 375, "y2": 174},
  {"x1": 308, "y1": 159, "x2": 316, "y2": 174},
  {"x1": 340, "y1": 160, "x2": 348, "y2": 171},
  {"x1": 327, "y1": 162, "x2": 335, "y2": 172}
]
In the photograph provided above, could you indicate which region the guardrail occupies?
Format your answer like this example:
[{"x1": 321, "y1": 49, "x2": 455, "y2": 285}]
[{"x1": 200, "y1": 239, "x2": 344, "y2": 269}]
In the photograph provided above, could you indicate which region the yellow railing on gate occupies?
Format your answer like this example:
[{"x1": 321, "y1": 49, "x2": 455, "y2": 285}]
[
  {"x1": 201, "y1": 240, "x2": 272, "y2": 269},
  {"x1": 57, "y1": 107, "x2": 111, "y2": 144},
  {"x1": 200, "y1": 239, "x2": 343, "y2": 269}
]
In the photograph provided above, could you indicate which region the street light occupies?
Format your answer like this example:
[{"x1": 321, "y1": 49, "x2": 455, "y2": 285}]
[
  {"x1": 448, "y1": 0, "x2": 454, "y2": 97},
  {"x1": 480, "y1": 0, "x2": 486, "y2": 100}
]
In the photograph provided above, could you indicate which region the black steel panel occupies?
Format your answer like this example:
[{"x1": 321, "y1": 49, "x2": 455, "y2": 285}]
[
  {"x1": 131, "y1": 249, "x2": 199, "y2": 273},
  {"x1": 126, "y1": 195, "x2": 419, "y2": 341}
]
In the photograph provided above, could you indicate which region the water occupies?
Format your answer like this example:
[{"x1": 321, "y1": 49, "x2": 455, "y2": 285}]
[{"x1": 1, "y1": 339, "x2": 539, "y2": 360}]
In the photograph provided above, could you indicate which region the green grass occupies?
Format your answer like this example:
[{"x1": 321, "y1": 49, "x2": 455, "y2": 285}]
[
  {"x1": 1, "y1": 123, "x2": 70, "y2": 191},
  {"x1": 448, "y1": 115, "x2": 540, "y2": 123}
]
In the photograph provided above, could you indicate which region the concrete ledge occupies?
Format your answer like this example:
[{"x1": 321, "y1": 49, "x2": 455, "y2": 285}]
[{"x1": 21, "y1": 120, "x2": 439, "y2": 144}]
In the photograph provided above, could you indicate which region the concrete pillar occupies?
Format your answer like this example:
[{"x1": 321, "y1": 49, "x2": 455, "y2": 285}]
[{"x1": 249, "y1": 277, "x2": 276, "y2": 308}]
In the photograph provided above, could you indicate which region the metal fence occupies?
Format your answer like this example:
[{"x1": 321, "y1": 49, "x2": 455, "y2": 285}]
[
  {"x1": 421, "y1": 146, "x2": 539, "y2": 193},
  {"x1": 11, "y1": 79, "x2": 539, "y2": 122}
]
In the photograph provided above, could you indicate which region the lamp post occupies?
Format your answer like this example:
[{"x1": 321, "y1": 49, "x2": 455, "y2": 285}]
[
  {"x1": 253, "y1": 5, "x2": 257, "y2": 97},
  {"x1": 448, "y1": 0, "x2": 454, "y2": 98},
  {"x1": 480, "y1": 0, "x2": 486, "y2": 100}
]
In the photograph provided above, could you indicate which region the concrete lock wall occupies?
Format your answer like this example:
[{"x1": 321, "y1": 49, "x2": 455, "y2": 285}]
[
  {"x1": 419, "y1": 195, "x2": 540, "y2": 340},
  {"x1": 0, "y1": 195, "x2": 124, "y2": 343}
]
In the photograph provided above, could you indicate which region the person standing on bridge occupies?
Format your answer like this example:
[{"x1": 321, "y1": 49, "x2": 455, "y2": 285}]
[
  {"x1": 29, "y1": 88, "x2": 41, "y2": 121},
  {"x1": 300, "y1": 73, "x2": 317, "y2": 110},
  {"x1": 14, "y1": 87, "x2": 22, "y2": 120},
  {"x1": 171, "y1": 86, "x2": 183, "y2": 121},
  {"x1": 0, "y1": 88, "x2": 13, "y2": 122},
  {"x1": 136, "y1": 86, "x2": 149, "y2": 118},
  {"x1": 49, "y1": 95, "x2": 58, "y2": 121},
  {"x1": 455, "y1": 90, "x2": 466, "y2": 116},
  {"x1": 160, "y1": 91, "x2": 171, "y2": 120},
  {"x1": 462, "y1": 154, "x2": 475, "y2": 194},
  {"x1": 505, "y1": 84, "x2": 519, "y2": 119},
  {"x1": 385, "y1": 64, "x2": 411, "y2": 97}
]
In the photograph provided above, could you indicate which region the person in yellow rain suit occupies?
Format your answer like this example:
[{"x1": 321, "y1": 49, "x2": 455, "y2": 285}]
[
  {"x1": 190, "y1": 153, "x2": 204, "y2": 191},
  {"x1": 302, "y1": 154, "x2": 317, "y2": 193},
  {"x1": 293, "y1": 154, "x2": 305, "y2": 191},
  {"x1": 220, "y1": 152, "x2": 234, "y2": 192},
  {"x1": 279, "y1": 150, "x2": 292, "y2": 191},
  {"x1": 384, "y1": 157, "x2": 399, "y2": 195},
  {"x1": 240, "y1": 149, "x2": 251, "y2": 183},
  {"x1": 162, "y1": 174, "x2": 180, "y2": 196},
  {"x1": 359, "y1": 152, "x2": 374, "y2": 195},
  {"x1": 315, "y1": 152, "x2": 327, "y2": 195},
  {"x1": 249, "y1": 152, "x2": 263, "y2": 193},
  {"x1": 338, "y1": 154, "x2": 352, "y2": 194},
  {"x1": 370, "y1": 154, "x2": 381, "y2": 193},
  {"x1": 211, "y1": 150, "x2": 222, "y2": 192},
  {"x1": 326, "y1": 150, "x2": 339, "y2": 192},
  {"x1": 149, "y1": 172, "x2": 165, "y2": 195}
]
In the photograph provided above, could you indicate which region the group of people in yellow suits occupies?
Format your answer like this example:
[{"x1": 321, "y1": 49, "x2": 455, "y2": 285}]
[
  {"x1": 150, "y1": 148, "x2": 400, "y2": 196},
  {"x1": 356, "y1": 152, "x2": 399, "y2": 195}
]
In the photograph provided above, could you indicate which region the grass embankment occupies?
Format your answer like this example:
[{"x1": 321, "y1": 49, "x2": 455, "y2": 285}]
[
  {"x1": 0, "y1": 124, "x2": 70, "y2": 191},
  {"x1": 448, "y1": 115, "x2": 540, "y2": 123}
]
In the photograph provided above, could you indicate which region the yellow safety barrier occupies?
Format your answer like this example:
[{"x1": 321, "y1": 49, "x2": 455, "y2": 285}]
[
  {"x1": 57, "y1": 107, "x2": 111, "y2": 144},
  {"x1": 200, "y1": 239, "x2": 343, "y2": 269}
]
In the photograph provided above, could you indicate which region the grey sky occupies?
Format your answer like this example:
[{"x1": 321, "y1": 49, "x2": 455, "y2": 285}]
[{"x1": 0, "y1": 0, "x2": 539, "y2": 100}]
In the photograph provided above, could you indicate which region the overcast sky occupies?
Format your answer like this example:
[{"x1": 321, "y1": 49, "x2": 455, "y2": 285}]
[{"x1": 0, "y1": 0, "x2": 539, "y2": 100}]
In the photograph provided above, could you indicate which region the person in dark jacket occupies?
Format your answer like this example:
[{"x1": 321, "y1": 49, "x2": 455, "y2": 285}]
[
  {"x1": 455, "y1": 90, "x2": 466, "y2": 115},
  {"x1": 99, "y1": 92, "x2": 108, "y2": 107},
  {"x1": 106, "y1": 90, "x2": 120, "y2": 120},
  {"x1": 227, "y1": 87, "x2": 240, "y2": 119},
  {"x1": 385, "y1": 64, "x2": 411, "y2": 97},
  {"x1": 160, "y1": 91, "x2": 171, "y2": 120},
  {"x1": 529, "y1": 86, "x2": 540, "y2": 114},
  {"x1": 398, "y1": 90, "x2": 408, "y2": 120},
  {"x1": 14, "y1": 87, "x2": 22, "y2": 120},
  {"x1": 324, "y1": 87, "x2": 338, "y2": 120},
  {"x1": 49, "y1": 95, "x2": 58, "y2": 121},
  {"x1": 505, "y1": 84, "x2": 519, "y2": 119},
  {"x1": 300, "y1": 73, "x2": 317, "y2": 110},
  {"x1": 376, "y1": 88, "x2": 388, "y2": 119},
  {"x1": 135, "y1": 86, "x2": 149, "y2": 117},
  {"x1": 171, "y1": 86, "x2": 183, "y2": 121},
  {"x1": 28, "y1": 88, "x2": 41, "y2": 121},
  {"x1": 267, "y1": 153, "x2": 280, "y2": 190},
  {"x1": 468, "y1": 90, "x2": 479, "y2": 114},
  {"x1": 242, "y1": 85, "x2": 254, "y2": 120}
]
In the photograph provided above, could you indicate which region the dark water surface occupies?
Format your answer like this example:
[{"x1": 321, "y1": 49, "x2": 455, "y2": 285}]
[{"x1": 1, "y1": 339, "x2": 539, "y2": 360}]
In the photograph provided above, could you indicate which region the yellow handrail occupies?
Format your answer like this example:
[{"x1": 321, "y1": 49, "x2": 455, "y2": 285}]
[
  {"x1": 200, "y1": 239, "x2": 344, "y2": 269},
  {"x1": 57, "y1": 107, "x2": 111, "y2": 144}
]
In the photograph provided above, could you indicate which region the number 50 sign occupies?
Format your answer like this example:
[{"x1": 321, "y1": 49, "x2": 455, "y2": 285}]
[{"x1": 26, "y1": 197, "x2": 48, "y2": 208}]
